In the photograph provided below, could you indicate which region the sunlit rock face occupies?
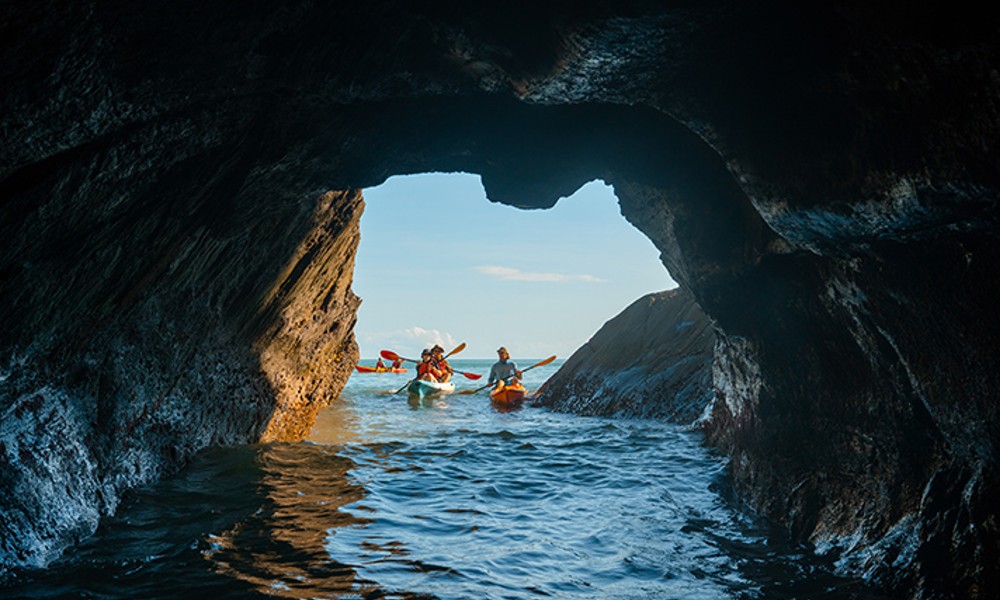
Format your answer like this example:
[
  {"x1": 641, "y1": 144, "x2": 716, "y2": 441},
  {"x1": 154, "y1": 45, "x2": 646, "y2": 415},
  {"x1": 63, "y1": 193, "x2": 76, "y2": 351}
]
[
  {"x1": 0, "y1": 180, "x2": 362, "y2": 571},
  {"x1": 535, "y1": 289, "x2": 714, "y2": 423},
  {"x1": 2, "y1": 1, "x2": 998, "y2": 596}
]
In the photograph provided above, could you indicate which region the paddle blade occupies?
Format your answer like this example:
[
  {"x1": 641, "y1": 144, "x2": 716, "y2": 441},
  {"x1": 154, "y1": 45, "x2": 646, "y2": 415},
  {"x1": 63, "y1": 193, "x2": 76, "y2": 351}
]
[
  {"x1": 445, "y1": 342, "x2": 466, "y2": 358},
  {"x1": 529, "y1": 355, "x2": 557, "y2": 370},
  {"x1": 457, "y1": 389, "x2": 479, "y2": 395},
  {"x1": 381, "y1": 350, "x2": 401, "y2": 361},
  {"x1": 460, "y1": 371, "x2": 482, "y2": 380}
]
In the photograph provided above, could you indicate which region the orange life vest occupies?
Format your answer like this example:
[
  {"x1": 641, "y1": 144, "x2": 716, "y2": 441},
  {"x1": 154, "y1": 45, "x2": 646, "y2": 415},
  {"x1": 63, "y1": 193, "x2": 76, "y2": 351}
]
[
  {"x1": 417, "y1": 360, "x2": 441, "y2": 381},
  {"x1": 433, "y1": 357, "x2": 452, "y2": 377}
]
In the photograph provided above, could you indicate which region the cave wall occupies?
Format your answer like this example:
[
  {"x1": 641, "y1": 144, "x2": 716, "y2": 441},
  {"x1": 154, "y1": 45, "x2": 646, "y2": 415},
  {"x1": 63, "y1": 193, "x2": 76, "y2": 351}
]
[
  {"x1": 1, "y1": 2, "x2": 367, "y2": 563},
  {"x1": 2, "y1": 1, "x2": 999, "y2": 596},
  {"x1": 0, "y1": 151, "x2": 362, "y2": 570}
]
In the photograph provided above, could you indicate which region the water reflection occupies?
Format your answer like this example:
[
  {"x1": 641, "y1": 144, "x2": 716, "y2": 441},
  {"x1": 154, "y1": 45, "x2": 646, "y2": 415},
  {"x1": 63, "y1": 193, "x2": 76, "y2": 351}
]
[
  {"x1": 1, "y1": 444, "x2": 416, "y2": 599},
  {"x1": 490, "y1": 398, "x2": 525, "y2": 413},
  {"x1": 3, "y1": 360, "x2": 889, "y2": 599},
  {"x1": 202, "y1": 443, "x2": 381, "y2": 598},
  {"x1": 406, "y1": 396, "x2": 450, "y2": 411},
  {"x1": 308, "y1": 399, "x2": 361, "y2": 445}
]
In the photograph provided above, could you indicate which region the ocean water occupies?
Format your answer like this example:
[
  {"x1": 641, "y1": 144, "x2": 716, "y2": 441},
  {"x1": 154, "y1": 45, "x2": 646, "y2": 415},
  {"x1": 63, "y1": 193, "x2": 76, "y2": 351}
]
[{"x1": 2, "y1": 359, "x2": 885, "y2": 599}]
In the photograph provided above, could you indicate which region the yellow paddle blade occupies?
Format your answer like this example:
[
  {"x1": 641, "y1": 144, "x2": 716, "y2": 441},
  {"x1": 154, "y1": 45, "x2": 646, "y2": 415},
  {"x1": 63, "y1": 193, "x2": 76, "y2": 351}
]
[
  {"x1": 529, "y1": 355, "x2": 557, "y2": 369},
  {"x1": 445, "y1": 342, "x2": 466, "y2": 358}
]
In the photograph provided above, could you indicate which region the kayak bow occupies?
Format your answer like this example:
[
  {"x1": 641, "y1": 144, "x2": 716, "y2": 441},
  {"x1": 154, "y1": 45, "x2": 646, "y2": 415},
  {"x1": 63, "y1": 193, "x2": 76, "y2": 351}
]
[
  {"x1": 407, "y1": 379, "x2": 456, "y2": 398},
  {"x1": 489, "y1": 380, "x2": 526, "y2": 404}
]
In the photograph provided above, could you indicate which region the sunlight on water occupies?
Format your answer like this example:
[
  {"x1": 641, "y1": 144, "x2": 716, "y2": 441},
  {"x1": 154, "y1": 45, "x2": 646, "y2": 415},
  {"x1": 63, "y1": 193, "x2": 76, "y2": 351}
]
[{"x1": 309, "y1": 396, "x2": 362, "y2": 446}]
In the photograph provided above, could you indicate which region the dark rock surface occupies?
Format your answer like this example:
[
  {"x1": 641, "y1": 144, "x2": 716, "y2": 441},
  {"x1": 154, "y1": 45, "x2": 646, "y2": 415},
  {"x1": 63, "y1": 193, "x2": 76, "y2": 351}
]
[
  {"x1": 0, "y1": 181, "x2": 363, "y2": 570},
  {"x1": 2, "y1": 1, "x2": 999, "y2": 597},
  {"x1": 535, "y1": 289, "x2": 715, "y2": 423}
]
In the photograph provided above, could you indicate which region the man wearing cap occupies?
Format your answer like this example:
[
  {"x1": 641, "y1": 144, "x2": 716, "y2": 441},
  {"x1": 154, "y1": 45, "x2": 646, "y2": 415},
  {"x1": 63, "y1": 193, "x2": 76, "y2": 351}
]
[{"x1": 488, "y1": 346, "x2": 522, "y2": 386}]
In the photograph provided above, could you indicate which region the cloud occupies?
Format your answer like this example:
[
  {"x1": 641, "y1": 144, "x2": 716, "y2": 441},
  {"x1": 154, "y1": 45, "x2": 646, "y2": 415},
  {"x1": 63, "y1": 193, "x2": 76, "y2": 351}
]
[
  {"x1": 357, "y1": 327, "x2": 458, "y2": 358},
  {"x1": 475, "y1": 265, "x2": 605, "y2": 283},
  {"x1": 402, "y1": 327, "x2": 458, "y2": 348}
]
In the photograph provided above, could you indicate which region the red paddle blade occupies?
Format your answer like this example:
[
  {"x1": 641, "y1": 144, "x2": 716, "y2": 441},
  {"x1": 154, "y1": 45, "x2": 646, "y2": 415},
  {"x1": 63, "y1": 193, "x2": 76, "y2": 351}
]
[
  {"x1": 381, "y1": 350, "x2": 401, "y2": 361},
  {"x1": 461, "y1": 371, "x2": 482, "y2": 380}
]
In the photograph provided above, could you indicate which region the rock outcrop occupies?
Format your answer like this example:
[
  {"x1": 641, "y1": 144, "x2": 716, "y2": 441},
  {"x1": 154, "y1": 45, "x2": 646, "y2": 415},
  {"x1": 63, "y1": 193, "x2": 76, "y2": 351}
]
[
  {"x1": 535, "y1": 289, "x2": 714, "y2": 423},
  {"x1": 0, "y1": 183, "x2": 362, "y2": 570},
  {"x1": 1, "y1": 144, "x2": 363, "y2": 571},
  {"x1": 2, "y1": 2, "x2": 998, "y2": 597}
]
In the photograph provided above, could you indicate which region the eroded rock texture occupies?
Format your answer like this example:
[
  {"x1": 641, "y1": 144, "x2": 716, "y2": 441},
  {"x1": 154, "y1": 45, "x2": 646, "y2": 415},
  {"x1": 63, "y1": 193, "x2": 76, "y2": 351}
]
[
  {"x1": 2, "y1": 1, "x2": 998, "y2": 597},
  {"x1": 535, "y1": 289, "x2": 715, "y2": 422},
  {"x1": 0, "y1": 178, "x2": 362, "y2": 570}
]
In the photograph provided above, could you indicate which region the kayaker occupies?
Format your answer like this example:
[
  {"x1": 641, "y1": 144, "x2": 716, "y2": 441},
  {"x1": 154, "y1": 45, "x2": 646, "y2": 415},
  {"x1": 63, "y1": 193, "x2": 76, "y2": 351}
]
[
  {"x1": 488, "y1": 346, "x2": 522, "y2": 386},
  {"x1": 417, "y1": 349, "x2": 443, "y2": 382},
  {"x1": 390, "y1": 357, "x2": 404, "y2": 369},
  {"x1": 430, "y1": 344, "x2": 454, "y2": 382},
  {"x1": 375, "y1": 357, "x2": 386, "y2": 370}
]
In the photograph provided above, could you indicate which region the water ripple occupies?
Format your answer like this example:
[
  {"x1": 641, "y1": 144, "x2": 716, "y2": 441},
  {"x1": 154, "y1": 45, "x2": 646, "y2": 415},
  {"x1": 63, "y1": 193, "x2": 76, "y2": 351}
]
[{"x1": 2, "y1": 360, "x2": 888, "y2": 599}]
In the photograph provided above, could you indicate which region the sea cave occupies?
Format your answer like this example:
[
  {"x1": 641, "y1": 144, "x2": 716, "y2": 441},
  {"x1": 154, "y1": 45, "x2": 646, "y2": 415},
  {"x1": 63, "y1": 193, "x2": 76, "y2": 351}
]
[{"x1": 2, "y1": 2, "x2": 999, "y2": 598}]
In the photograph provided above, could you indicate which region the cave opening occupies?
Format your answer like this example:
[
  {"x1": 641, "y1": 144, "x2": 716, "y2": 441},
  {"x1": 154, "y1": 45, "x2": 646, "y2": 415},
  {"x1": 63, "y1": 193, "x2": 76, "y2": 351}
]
[{"x1": 352, "y1": 172, "x2": 678, "y2": 361}]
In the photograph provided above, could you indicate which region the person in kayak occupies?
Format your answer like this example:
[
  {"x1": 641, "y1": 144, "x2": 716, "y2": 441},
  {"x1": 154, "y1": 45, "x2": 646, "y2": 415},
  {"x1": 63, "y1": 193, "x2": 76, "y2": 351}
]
[
  {"x1": 390, "y1": 357, "x2": 404, "y2": 369},
  {"x1": 375, "y1": 356, "x2": 386, "y2": 370},
  {"x1": 417, "y1": 349, "x2": 443, "y2": 382},
  {"x1": 488, "y1": 346, "x2": 522, "y2": 386},
  {"x1": 430, "y1": 344, "x2": 454, "y2": 382}
]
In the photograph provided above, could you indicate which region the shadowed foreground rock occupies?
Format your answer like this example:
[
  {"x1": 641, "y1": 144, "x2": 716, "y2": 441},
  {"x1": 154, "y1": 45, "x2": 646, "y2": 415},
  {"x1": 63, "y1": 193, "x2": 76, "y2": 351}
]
[
  {"x1": 2, "y1": 2, "x2": 999, "y2": 597},
  {"x1": 535, "y1": 289, "x2": 714, "y2": 423}
]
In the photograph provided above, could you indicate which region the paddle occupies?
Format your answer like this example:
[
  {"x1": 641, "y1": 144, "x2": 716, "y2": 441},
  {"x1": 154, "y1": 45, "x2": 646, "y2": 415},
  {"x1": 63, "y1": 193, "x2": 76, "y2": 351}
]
[
  {"x1": 387, "y1": 343, "x2": 469, "y2": 394},
  {"x1": 458, "y1": 355, "x2": 557, "y2": 395},
  {"x1": 381, "y1": 347, "x2": 482, "y2": 381},
  {"x1": 380, "y1": 342, "x2": 464, "y2": 365}
]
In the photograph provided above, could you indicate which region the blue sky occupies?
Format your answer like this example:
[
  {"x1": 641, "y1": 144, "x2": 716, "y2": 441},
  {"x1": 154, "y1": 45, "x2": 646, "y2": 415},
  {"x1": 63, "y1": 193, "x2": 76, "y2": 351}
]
[{"x1": 353, "y1": 173, "x2": 677, "y2": 360}]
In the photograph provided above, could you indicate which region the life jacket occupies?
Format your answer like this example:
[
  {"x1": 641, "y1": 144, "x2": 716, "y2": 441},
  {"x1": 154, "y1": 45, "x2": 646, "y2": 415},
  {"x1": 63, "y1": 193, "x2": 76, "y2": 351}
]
[
  {"x1": 432, "y1": 356, "x2": 452, "y2": 381},
  {"x1": 417, "y1": 360, "x2": 440, "y2": 381}
]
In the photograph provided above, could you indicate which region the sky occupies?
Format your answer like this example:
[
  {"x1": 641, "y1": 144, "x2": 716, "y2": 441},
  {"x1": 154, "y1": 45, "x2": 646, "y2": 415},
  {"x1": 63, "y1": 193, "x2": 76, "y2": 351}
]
[{"x1": 353, "y1": 173, "x2": 677, "y2": 360}]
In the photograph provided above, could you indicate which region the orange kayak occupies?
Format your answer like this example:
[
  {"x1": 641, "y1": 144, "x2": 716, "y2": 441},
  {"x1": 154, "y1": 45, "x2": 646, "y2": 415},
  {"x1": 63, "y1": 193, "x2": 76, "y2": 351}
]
[
  {"x1": 489, "y1": 381, "x2": 526, "y2": 404},
  {"x1": 355, "y1": 365, "x2": 407, "y2": 373}
]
